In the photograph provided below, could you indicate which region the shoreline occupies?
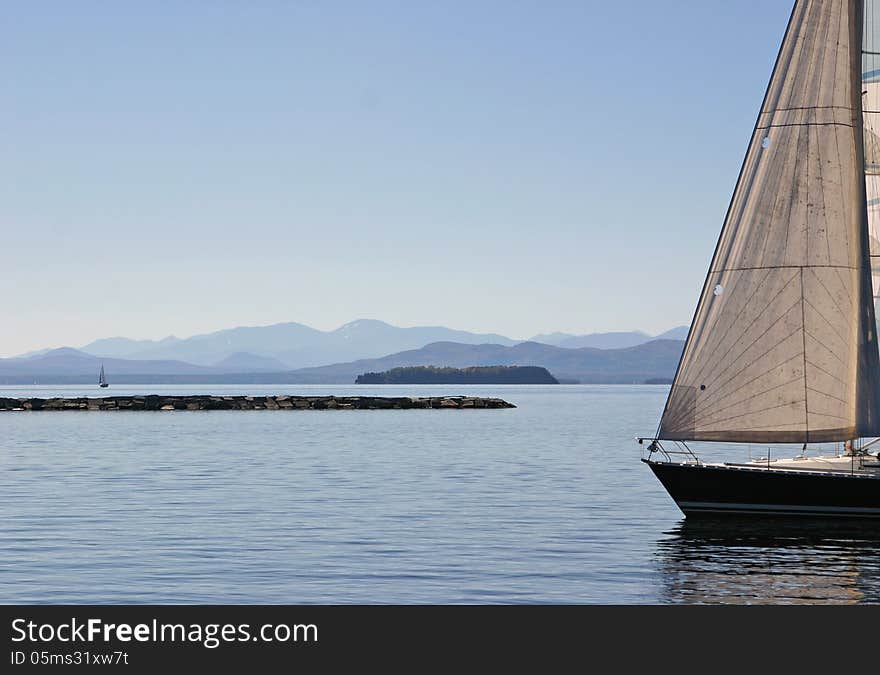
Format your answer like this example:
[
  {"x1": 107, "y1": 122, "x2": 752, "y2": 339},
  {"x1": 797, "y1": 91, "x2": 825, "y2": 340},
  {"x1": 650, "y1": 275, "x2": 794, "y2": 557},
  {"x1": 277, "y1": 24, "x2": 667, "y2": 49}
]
[{"x1": 0, "y1": 395, "x2": 516, "y2": 411}]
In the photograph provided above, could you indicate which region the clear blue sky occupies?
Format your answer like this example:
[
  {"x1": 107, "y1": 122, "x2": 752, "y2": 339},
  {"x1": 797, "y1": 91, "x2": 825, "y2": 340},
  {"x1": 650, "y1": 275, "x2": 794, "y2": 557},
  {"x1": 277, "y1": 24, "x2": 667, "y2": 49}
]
[{"x1": 1, "y1": 1, "x2": 794, "y2": 356}]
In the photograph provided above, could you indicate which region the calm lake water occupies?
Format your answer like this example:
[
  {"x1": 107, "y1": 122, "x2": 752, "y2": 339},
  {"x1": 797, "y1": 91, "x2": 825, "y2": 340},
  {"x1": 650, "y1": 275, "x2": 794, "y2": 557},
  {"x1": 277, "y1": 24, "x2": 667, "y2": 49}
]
[{"x1": 2, "y1": 384, "x2": 880, "y2": 604}]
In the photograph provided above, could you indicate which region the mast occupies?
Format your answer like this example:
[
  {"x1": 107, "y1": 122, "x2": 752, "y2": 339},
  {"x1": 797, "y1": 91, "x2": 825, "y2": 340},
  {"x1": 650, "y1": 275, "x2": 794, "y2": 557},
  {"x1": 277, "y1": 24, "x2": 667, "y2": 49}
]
[{"x1": 657, "y1": 0, "x2": 880, "y2": 444}]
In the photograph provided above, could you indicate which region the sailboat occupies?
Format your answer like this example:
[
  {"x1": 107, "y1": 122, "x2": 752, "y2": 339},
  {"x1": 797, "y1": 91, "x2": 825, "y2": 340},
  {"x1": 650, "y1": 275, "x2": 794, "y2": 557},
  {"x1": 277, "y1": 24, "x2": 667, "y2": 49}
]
[
  {"x1": 98, "y1": 364, "x2": 109, "y2": 388},
  {"x1": 641, "y1": 0, "x2": 880, "y2": 518}
]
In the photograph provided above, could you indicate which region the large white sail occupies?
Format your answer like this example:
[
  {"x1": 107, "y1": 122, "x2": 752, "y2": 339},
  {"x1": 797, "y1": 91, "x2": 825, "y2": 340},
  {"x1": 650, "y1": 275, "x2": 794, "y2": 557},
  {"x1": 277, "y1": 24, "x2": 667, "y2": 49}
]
[{"x1": 659, "y1": 0, "x2": 880, "y2": 443}]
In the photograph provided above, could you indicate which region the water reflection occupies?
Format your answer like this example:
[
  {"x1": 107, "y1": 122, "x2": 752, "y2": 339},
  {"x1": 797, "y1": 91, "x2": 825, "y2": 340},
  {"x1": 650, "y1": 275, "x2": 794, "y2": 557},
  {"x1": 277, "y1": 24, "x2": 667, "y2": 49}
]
[{"x1": 656, "y1": 518, "x2": 880, "y2": 604}]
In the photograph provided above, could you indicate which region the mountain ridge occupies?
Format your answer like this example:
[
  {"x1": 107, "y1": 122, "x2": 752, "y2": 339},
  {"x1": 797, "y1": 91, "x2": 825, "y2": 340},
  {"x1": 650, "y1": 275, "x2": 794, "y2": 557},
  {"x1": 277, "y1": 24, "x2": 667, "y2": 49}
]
[
  {"x1": 283, "y1": 339, "x2": 685, "y2": 384},
  {"x1": 0, "y1": 339, "x2": 686, "y2": 384},
  {"x1": 16, "y1": 319, "x2": 689, "y2": 370}
]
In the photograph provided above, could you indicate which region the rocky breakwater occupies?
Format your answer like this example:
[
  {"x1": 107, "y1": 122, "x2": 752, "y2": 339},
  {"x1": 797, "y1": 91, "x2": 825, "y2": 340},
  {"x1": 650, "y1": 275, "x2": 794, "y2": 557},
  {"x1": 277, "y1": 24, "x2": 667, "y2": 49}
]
[{"x1": 0, "y1": 395, "x2": 516, "y2": 411}]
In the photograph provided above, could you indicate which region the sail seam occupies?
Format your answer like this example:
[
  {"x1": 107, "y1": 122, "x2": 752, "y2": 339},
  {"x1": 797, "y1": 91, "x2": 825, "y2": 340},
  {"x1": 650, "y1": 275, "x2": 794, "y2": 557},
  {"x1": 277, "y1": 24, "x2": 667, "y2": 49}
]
[
  {"x1": 684, "y1": 273, "x2": 801, "y2": 391},
  {"x1": 683, "y1": 272, "x2": 769, "y2": 387},
  {"x1": 805, "y1": 385, "x2": 850, "y2": 406},
  {"x1": 698, "y1": 301, "x2": 803, "y2": 394},
  {"x1": 694, "y1": 373, "x2": 805, "y2": 422},
  {"x1": 803, "y1": 357, "x2": 851, "y2": 387},
  {"x1": 800, "y1": 268, "x2": 810, "y2": 441},
  {"x1": 806, "y1": 265, "x2": 853, "y2": 313},
  {"x1": 689, "y1": 398, "x2": 806, "y2": 429},
  {"x1": 659, "y1": 427, "x2": 855, "y2": 442},
  {"x1": 803, "y1": 297, "x2": 851, "y2": 347},
  {"x1": 804, "y1": 328, "x2": 849, "y2": 367},
  {"x1": 764, "y1": 105, "x2": 852, "y2": 111},
  {"x1": 693, "y1": 354, "x2": 805, "y2": 414},
  {"x1": 710, "y1": 264, "x2": 858, "y2": 271},
  {"x1": 757, "y1": 122, "x2": 855, "y2": 129}
]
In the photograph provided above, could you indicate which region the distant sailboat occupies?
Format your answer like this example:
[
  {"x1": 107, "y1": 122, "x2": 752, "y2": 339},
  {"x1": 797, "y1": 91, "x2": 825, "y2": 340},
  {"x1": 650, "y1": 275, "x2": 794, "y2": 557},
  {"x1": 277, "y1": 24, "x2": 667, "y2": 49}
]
[
  {"x1": 641, "y1": 0, "x2": 880, "y2": 518},
  {"x1": 99, "y1": 364, "x2": 109, "y2": 388}
]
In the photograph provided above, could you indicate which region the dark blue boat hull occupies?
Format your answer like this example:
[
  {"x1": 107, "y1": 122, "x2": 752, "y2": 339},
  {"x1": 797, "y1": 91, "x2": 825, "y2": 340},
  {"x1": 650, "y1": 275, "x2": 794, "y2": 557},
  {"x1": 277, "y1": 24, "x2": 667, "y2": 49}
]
[{"x1": 644, "y1": 459, "x2": 880, "y2": 518}]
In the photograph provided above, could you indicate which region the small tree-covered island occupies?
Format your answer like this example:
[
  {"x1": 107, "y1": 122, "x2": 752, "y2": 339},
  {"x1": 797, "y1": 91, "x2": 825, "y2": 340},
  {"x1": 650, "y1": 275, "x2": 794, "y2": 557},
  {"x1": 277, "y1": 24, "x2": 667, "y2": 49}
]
[{"x1": 355, "y1": 365, "x2": 559, "y2": 384}]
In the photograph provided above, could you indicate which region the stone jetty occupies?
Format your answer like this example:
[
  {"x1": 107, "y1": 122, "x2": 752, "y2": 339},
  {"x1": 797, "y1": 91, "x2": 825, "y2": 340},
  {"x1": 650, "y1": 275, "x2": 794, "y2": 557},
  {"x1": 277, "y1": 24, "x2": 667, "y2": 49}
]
[{"x1": 0, "y1": 395, "x2": 516, "y2": 412}]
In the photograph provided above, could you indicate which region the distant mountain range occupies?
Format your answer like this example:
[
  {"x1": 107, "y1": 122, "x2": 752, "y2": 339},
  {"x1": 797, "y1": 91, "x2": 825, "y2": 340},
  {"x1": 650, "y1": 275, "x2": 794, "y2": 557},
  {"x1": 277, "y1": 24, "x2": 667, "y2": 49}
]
[
  {"x1": 285, "y1": 340, "x2": 685, "y2": 384},
  {"x1": 528, "y1": 326, "x2": 688, "y2": 349},
  {"x1": 0, "y1": 348, "x2": 214, "y2": 379},
  {"x1": 0, "y1": 339, "x2": 685, "y2": 384},
  {"x1": 14, "y1": 319, "x2": 688, "y2": 371},
  {"x1": 68, "y1": 320, "x2": 519, "y2": 369}
]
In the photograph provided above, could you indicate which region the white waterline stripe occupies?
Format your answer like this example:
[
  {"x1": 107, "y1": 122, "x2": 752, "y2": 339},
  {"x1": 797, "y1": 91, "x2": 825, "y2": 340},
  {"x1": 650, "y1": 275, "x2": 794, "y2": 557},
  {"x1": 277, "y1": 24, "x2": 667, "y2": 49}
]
[{"x1": 679, "y1": 501, "x2": 880, "y2": 515}]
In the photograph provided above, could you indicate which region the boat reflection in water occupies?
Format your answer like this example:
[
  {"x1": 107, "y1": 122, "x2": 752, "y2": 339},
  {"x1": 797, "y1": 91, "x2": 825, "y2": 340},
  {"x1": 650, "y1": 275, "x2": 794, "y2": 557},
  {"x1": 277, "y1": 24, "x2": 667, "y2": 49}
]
[{"x1": 655, "y1": 519, "x2": 880, "y2": 604}]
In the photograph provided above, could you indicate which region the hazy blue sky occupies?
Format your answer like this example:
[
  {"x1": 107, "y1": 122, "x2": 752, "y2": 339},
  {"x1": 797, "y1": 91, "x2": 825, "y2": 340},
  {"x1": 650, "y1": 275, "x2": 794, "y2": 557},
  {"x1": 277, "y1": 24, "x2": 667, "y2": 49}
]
[{"x1": 1, "y1": 1, "x2": 794, "y2": 356}]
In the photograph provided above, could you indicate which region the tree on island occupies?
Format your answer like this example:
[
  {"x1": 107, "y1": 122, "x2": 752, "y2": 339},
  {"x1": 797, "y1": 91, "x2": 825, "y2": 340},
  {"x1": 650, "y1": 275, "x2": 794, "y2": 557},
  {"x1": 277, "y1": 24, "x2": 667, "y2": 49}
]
[{"x1": 355, "y1": 365, "x2": 559, "y2": 384}]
